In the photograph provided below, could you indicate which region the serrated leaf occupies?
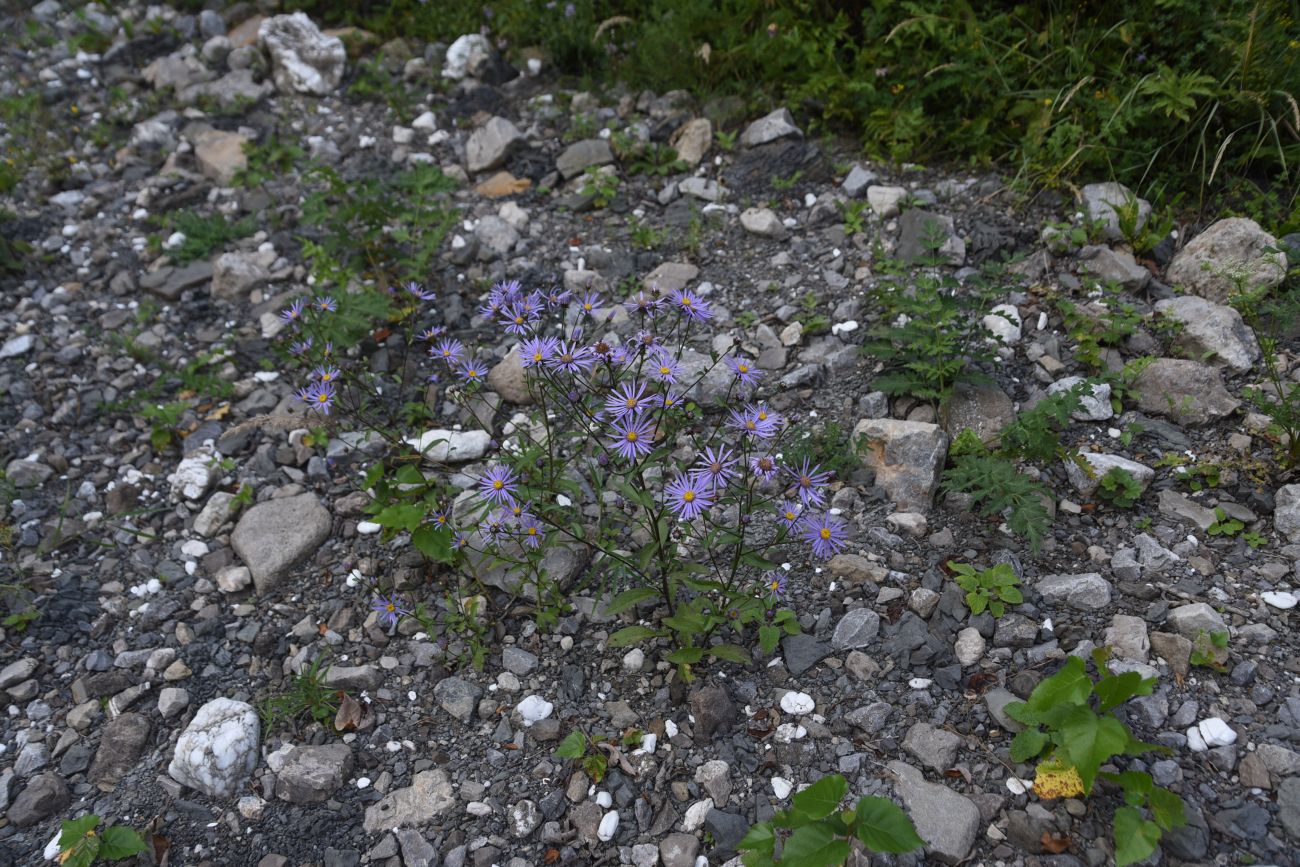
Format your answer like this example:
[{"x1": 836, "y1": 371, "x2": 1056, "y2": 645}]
[
  {"x1": 554, "y1": 731, "x2": 587, "y2": 759},
  {"x1": 709, "y1": 643, "x2": 751, "y2": 664},
  {"x1": 411, "y1": 524, "x2": 454, "y2": 563},
  {"x1": 738, "y1": 821, "x2": 776, "y2": 854},
  {"x1": 1149, "y1": 786, "x2": 1186, "y2": 831},
  {"x1": 60, "y1": 815, "x2": 100, "y2": 852},
  {"x1": 607, "y1": 625, "x2": 661, "y2": 647},
  {"x1": 1094, "y1": 671, "x2": 1154, "y2": 713},
  {"x1": 1026, "y1": 656, "x2": 1091, "y2": 712},
  {"x1": 1003, "y1": 700, "x2": 1039, "y2": 725},
  {"x1": 999, "y1": 586, "x2": 1024, "y2": 603},
  {"x1": 780, "y1": 823, "x2": 852, "y2": 866},
  {"x1": 791, "y1": 774, "x2": 848, "y2": 821},
  {"x1": 1059, "y1": 707, "x2": 1131, "y2": 793},
  {"x1": 967, "y1": 592, "x2": 988, "y2": 615},
  {"x1": 759, "y1": 625, "x2": 781, "y2": 654},
  {"x1": 1010, "y1": 728, "x2": 1049, "y2": 761},
  {"x1": 1113, "y1": 806, "x2": 1162, "y2": 867},
  {"x1": 854, "y1": 796, "x2": 925, "y2": 853},
  {"x1": 98, "y1": 826, "x2": 149, "y2": 860},
  {"x1": 603, "y1": 587, "x2": 660, "y2": 615},
  {"x1": 394, "y1": 464, "x2": 426, "y2": 485}
]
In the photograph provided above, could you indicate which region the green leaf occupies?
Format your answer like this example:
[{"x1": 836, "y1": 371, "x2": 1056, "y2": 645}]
[
  {"x1": 554, "y1": 731, "x2": 586, "y2": 759},
  {"x1": 854, "y1": 796, "x2": 925, "y2": 853},
  {"x1": 98, "y1": 825, "x2": 149, "y2": 860},
  {"x1": 1025, "y1": 656, "x2": 1092, "y2": 712},
  {"x1": 662, "y1": 610, "x2": 706, "y2": 635},
  {"x1": 780, "y1": 823, "x2": 852, "y2": 867},
  {"x1": 64, "y1": 842, "x2": 99, "y2": 867},
  {"x1": 394, "y1": 464, "x2": 426, "y2": 485},
  {"x1": 1114, "y1": 806, "x2": 1162, "y2": 867},
  {"x1": 665, "y1": 647, "x2": 705, "y2": 665},
  {"x1": 791, "y1": 774, "x2": 848, "y2": 821},
  {"x1": 708, "y1": 643, "x2": 751, "y2": 664},
  {"x1": 1094, "y1": 671, "x2": 1154, "y2": 712},
  {"x1": 1059, "y1": 706, "x2": 1132, "y2": 792},
  {"x1": 60, "y1": 815, "x2": 100, "y2": 852},
  {"x1": 374, "y1": 503, "x2": 425, "y2": 532},
  {"x1": 608, "y1": 625, "x2": 661, "y2": 647},
  {"x1": 1102, "y1": 770, "x2": 1153, "y2": 806},
  {"x1": 411, "y1": 524, "x2": 454, "y2": 564},
  {"x1": 1148, "y1": 786, "x2": 1186, "y2": 831},
  {"x1": 1009, "y1": 728, "x2": 1049, "y2": 762},
  {"x1": 999, "y1": 586, "x2": 1024, "y2": 603},
  {"x1": 603, "y1": 587, "x2": 660, "y2": 615},
  {"x1": 967, "y1": 592, "x2": 988, "y2": 615},
  {"x1": 738, "y1": 821, "x2": 776, "y2": 854},
  {"x1": 1003, "y1": 700, "x2": 1039, "y2": 726},
  {"x1": 759, "y1": 625, "x2": 781, "y2": 654}
]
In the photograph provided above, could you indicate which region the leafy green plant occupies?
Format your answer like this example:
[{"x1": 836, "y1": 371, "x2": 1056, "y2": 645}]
[
  {"x1": 738, "y1": 773, "x2": 923, "y2": 866},
  {"x1": 1094, "y1": 466, "x2": 1144, "y2": 509},
  {"x1": 1207, "y1": 507, "x2": 1244, "y2": 537},
  {"x1": 1242, "y1": 530, "x2": 1267, "y2": 548},
  {"x1": 625, "y1": 142, "x2": 687, "y2": 177},
  {"x1": 553, "y1": 728, "x2": 642, "y2": 783},
  {"x1": 580, "y1": 166, "x2": 620, "y2": 208},
  {"x1": 771, "y1": 170, "x2": 803, "y2": 191},
  {"x1": 628, "y1": 216, "x2": 669, "y2": 250},
  {"x1": 1229, "y1": 274, "x2": 1300, "y2": 468},
  {"x1": 948, "y1": 561, "x2": 1022, "y2": 618},
  {"x1": 259, "y1": 653, "x2": 346, "y2": 732},
  {"x1": 1189, "y1": 629, "x2": 1229, "y2": 671},
  {"x1": 161, "y1": 211, "x2": 255, "y2": 265},
  {"x1": 1113, "y1": 193, "x2": 1178, "y2": 255},
  {"x1": 715, "y1": 129, "x2": 737, "y2": 152},
  {"x1": 228, "y1": 483, "x2": 254, "y2": 514},
  {"x1": 942, "y1": 453, "x2": 1052, "y2": 551},
  {"x1": 794, "y1": 292, "x2": 830, "y2": 337},
  {"x1": 57, "y1": 815, "x2": 148, "y2": 867},
  {"x1": 1006, "y1": 651, "x2": 1186, "y2": 867},
  {"x1": 840, "y1": 200, "x2": 870, "y2": 235},
  {"x1": 1056, "y1": 287, "x2": 1144, "y2": 371},
  {"x1": 236, "y1": 138, "x2": 305, "y2": 187},
  {"x1": 0, "y1": 210, "x2": 31, "y2": 273},
  {"x1": 347, "y1": 54, "x2": 419, "y2": 121}
]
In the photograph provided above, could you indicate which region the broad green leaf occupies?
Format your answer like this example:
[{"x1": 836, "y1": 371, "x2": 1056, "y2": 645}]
[
  {"x1": 759, "y1": 625, "x2": 781, "y2": 654},
  {"x1": 411, "y1": 524, "x2": 454, "y2": 563},
  {"x1": 554, "y1": 731, "x2": 586, "y2": 759},
  {"x1": 947, "y1": 561, "x2": 975, "y2": 577},
  {"x1": 854, "y1": 796, "x2": 925, "y2": 853},
  {"x1": 1059, "y1": 707, "x2": 1131, "y2": 793},
  {"x1": 967, "y1": 593, "x2": 988, "y2": 615},
  {"x1": 740, "y1": 852, "x2": 777, "y2": 867},
  {"x1": 64, "y1": 841, "x2": 99, "y2": 867},
  {"x1": 780, "y1": 823, "x2": 851, "y2": 867},
  {"x1": 1002, "y1": 700, "x2": 1040, "y2": 726},
  {"x1": 662, "y1": 611, "x2": 706, "y2": 635},
  {"x1": 394, "y1": 464, "x2": 426, "y2": 485},
  {"x1": 1101, "y1": 770, "x2": 1152, "y2": 806},
  {"x1": 1149, "y1": 786, "x2": 1186, "y2": 831},
  {"x1": 60, "y1": 815, "x2": 100, "y2": 852},
  {"x1": 737, "y1": 821, "x2": 776, "y2": 854},
  {"x1": 374, "y1": 503, "x2": 424, "y2": 532},
  {"x1": 1114, "y1": 806, "x2": 1162, "y2": 867},
  {"x1": 791, "y1": 774, "x2": 848, "y2": 821},
  {"x1": 708, "y1": 643, "x2": 751, "y2": 664},
  {"x1": 741, "y1": 551, "x2": 780, "y2": 571},
  {"x1": 97, "y1": 825, "x2": 149, "y2": 860},
  {"x1": 603, "y1": 587, "x2": 660, "y2": 615},
  {"x1": 608, "y1": 625, "x2": 662, "y2": 647},
  {"x1": 1026, "y1": 656, "x2": 1091, "y2": 712},
  {"x1": 999, "y1": 586, "x2": 1024, "y2": 603},
  {"x1": 1009, "y1": 728, "x2": 1049, "y2": 761},
  {"x1": 665, "y1": 647, "x2": 704, "y2": 665},
  {"x1": 1094, "y1": 671, "x2": 1154, "y2": 712}
]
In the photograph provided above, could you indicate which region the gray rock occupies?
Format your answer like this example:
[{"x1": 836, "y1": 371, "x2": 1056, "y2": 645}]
[
  {"x1": 1047, "y1": 376, "x2": 1113, "y2": 421},
  {"x1": 1165, "y1": 602, "x2": 1227, "y2": 638},
  {"x1": 199, "y1": 9, "x2": 226, "y2": 37},
  {"x1": 1077, "y1": 245, "x2": 1150, "y2": 290},
  {"x1": 845, "y1": 701, "x2": 892, "y2": 733},
  {"x1": 1063, "y1": 452, "x2": 1154, "y2": 499},
  {"x1": 740, "y1": 108, "x2": 802, "y2": 147},
  {"x1": 1157, "y1": 488, "x2": 1217, "y2": 532},
  {"x1": 867, "y1": 185, "x2": 908, "y2": 218},
  {"x1": 1154, "y1": 295, "x2": 1260, "y2": 373},
  {"x1": 1166, "y1": 217, "x2": 1288, "y2": 303},
  {"x1": 1036, "y1": 573, "x2": 1112, "y2": 610},
  {"x1": 502, "y1": 647, "x2": 539, "y2": 676},
  {"x1": 659, "y1": 832, "x2": 701, "y2": 867},
  {"x1": 888, "y1": 760, "x2": 979, "y2": 864},
  {"x1": 466, "y1": 116, "x2": 524, "y2": 174},
  {"x1": 508, "y1": 799, "x2": 541, "y2": 838},
  {"x1": 193, "y1": 128, "x2": 249, "y2": 185},
  {"x1": 1258, "y1": 744, "x2": 1300, "y2": 777},
  {"x1": 897, "y1": 210, "x2": 965, "y2": 266},
  {"x1": 1104, "y1": 614, "x2": 1150, "y2": 662},
  {"x1": 168, "y1": 698, "x2": 260, "y2": 798},
  {"x1": 694, "y1": 760, "x2": 731, "y2": 806},
  {"x1": 407, "y1": 428, "x2": 491, "y2": 463},
  {"x1": 1080, "y1": 182, "x2": 1149, "y2": 241},
  {"x1": 363, "y1": 770, "x2": 456, "y2": 832},
  {"x1": 0, "y1": 334, "x2": 34, "y2": 359},
  {"x1": 853, "y1": 418, "x2": 947, "y2": 512},
  {"x1": 954, "y1": 627, "x2": 986, "y2": 667},
  {"x1": 258, "y1": 13, "x2": 346, "y2": 95},
  {"x1": 1274, "y1": 484, "x2": 1300, "y2": 542},
  {"x1": 475, "y1": 215, "x2": 519, "y2": 257},
  {"x1": 0, "y1": 658, "x2": 37, "y2": 689},
  {"x1": 642, "y1": 261, "x2": 699, "y2": 294},
  {"x1": 841, "y1": 164, "x2": 877, "y2": 197},
  {"x1": 395, "y1": 829, "x2": 437, "y2": 867},
  {"x1": 689, "y1": 685, "x2": 736, "y2": 744},
  {"x1": 211, "y1": 251, "x2": 271, "y2": 301},
  {"x1": 158, "y1": 687, "x2": 190, "y2": 719},
  {"x1": 179, "y1": 69, "x2": 273, "y2": 109},
  {"x1": 442, "y1": 33, "x2": 494, "y2": 80},
  {"x1": 488, "y1": 350, "x2": 533, "y2": 406},
  {"x1": 88, "y1": 713, "x2": 150, "y2": 792},
  {"x1": 193, "y1": 491, "x2": 236, "y2": 537},
  {"x1": 470, "y1": 538, "x2": 588, "y2": 598},
  {"x1": 231, "y1": 492, "x2": 332, "y2": 593},
  {"x1": 941, "y1": 381, "x2": 1015, "y2": 444},
  {"x1": 903, "y1": 722, "x2": 962, "y2": 772},
  {"x1": 679, "y1": 177, "x2": 724, "y2": 201},
  {"x1": 6, "y1": 772, "x2": 69, "y2": 827},
  {"x1": 703, "y1": 809, "x2": 750, "y2": 856},
  {"x1": 145, "y1": 260, "x2": 215, "y2": 302},
  {"x1": 984, "y1": 688, "x2": 1025, "y2": 732},
  {"x1": 1278, "y1": 777, "x2": 1300, "y2": 839},
  {"x1": 740, "y1": 207, "x2": 787, "y2": 240},
  {"x1": 276, "y1": 744, "x2": 353, "y2": 804},
  {"x1": 670, "y1": 117, "x2": 712, "y2": 166},
  {"x1": 1132, "y1": 358, "x2": 1240, "y2": 426},
  {"x1": 831, "y1": 608, "x2": 881, "y2": 650},
  {"x1": 780, "y1": 633, "x2": 833, "y2": 676},
  {"x1": 14, "y1": 743, "x2": 49, "y2": 776},
  {"x1": 434, "y1": 676, "x2": 482, "y2": 724},
  {"x1": 556, "y1": 139, "x2": 614, "y2": 179}
]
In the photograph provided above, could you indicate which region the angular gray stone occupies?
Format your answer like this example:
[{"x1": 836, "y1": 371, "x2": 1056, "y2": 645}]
[
  {"x1": 556, "y1": 138, "x2": 614, "y2": 179},
  {"x1": 1104, "y1": 614, "x2": 1150, "y2": 662},
  {"x1": 258, "y1": 12, "x2": 346, "y2": 95},
  {"x1": 941, "y1": 381, "x2": 1015, "y2": 444},
  {"x1": 842, "y1": 163, "x2": 877, "y2": 197},
  {"x1": 6, "y1": 772, "x2": 69, "y2": 827},
  {"x1": 740, "y1": 207, "x2": 787, "y2": 239},
  {"x1": 322, "y1": 664, "x2": 382, "y2": 690},
  {"x1": 474, "y1": 214, "x2": 519, "y2": 257},
  {"x1": 659, "y1": 832, "x2": 701, "y2": 867},
  {"x1": 466, "y1": 116, "x2": 524, "y2": 174},
  {"x1": 276, "y1": 744, "x2": 353, "y2": 804},
  {"x1": 211, "y1": 251, "x2": 271, "y2": 301},
  {"x1": 395, "y1": 829, "x2": 437, "y2": 867},
  {"x1": 903, "y1": 722, "x2": 962, "y2": 772},
  {"x1": 193, "y1": 128, "x2": 249, "y2": 185},
  {"x1": 1154, "y1": 295, "x2": 1260, "y2": 373},
  {"x1": 168, "y1": 698, "x2": 260, "y2": 799},
  {"x1": 1166, "y1": 217, "x2": 1288, "y2": 303},
  {"x1": 231, "y1": 492, "x2": 331, "y2": 593},
  {"x1": 1274, "y1": 484, "x2": 1300, "y2": 543},
  {"x1": 1063, "y1": 452, "x2": 1154, "y2": 499},
  {"x1": 363, "y1": 770, "x2": 456, "y2": 832},
  {"x1": 679, "y1": 177, "x2": 724, "y2": 201},
  {"x1": 689, "y1": 685, "x2": 736, "y2": 745},
  {"x1": 488, "y1": 349, "x2": 532, "y2": 405},
  {"x1": 888, "y1": 760, "x2": 979, "y2": 864},
  {"x1": 1077, "y1": 245, "x2": 1149, "y2": 291},
  {"x1": 984, "y1": 688, "x2": 1025, "y2": 732},
  {"x1": 868, "y1": 185, "x2": 907, "y2": 218},
  {"x1": 642, "y1": 261, "x2": 699, "y2": 294},
  {"x1": 1158, "y1": 488, "x2": 1218, "y2": 532},
  {"x1": 831, "y1": 608, "x2": 881, "y2": 650},
  {"x1": 670, "y1": 117, "x2": 712, "y2": 167},
  {"x1": 434, "y1": 676, "x2": 482, "y2": 724},
  {"x1": 1080, "y1": 182, "x2": 1149, "y2": 241},
  {"x1": 178, "y1": 69, "x2": 273, "y2": 109},
  {"x1": 1047, "y1": 375, "x2": 1113, "y2": 421},
  {"x1": 896, "y1": 210, "x2": 965, "y2": 266},
  {"x1": 954, "y1": 627, "x2": 985, "y2": 667},
  {"x1": 1165, "y1": 602, "x2": 1227, "y2": 638},
  {"x1": 1132, "y1": 358, "x2": 1240, "y2": 426},
  {"x1": 469, "y1": 538, "x2": 588, "y2": 598},
  {"x1": 1279, "y1": 777, "x2": 1300, "y2": 839},
  {"x1": 88, "y1": 713, "x2": 151, "y2": 792},
  {"x1": 0, "y1": 658, "x2": 37, "y2": 689},
  {"x1": 1036, "y1": 572, "x2": 1112, "y2": 610},
  {"x1": 740, "y1": 108, "x2": 802, "y2": 147},
  {"x1": 853, "y1": 418, "x2": 948, "y2": 512},
  {"x1": 0, "y1": 334, "x2": 34, "y2": 359}
]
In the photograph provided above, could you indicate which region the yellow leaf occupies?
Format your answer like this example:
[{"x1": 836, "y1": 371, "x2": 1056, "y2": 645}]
[
  {"x1": 1034, "y1": 760, "x2": 1085, "y2": 800},
  {"x1": 205, "y1": 404, "x2": 231, "y2": 421}
]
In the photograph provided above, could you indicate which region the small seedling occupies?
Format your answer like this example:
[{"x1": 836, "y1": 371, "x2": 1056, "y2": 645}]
[
  {"x1": 580, "y1": 166, "x2": 619, "y2": 208},
  {"x1": 57, "y1": 815, "x2": 147, "y2": 867},
  {"x1": 554, "y1": 728, "x2": 642, "y2": 783},
  {"x1": 1189, "y1": 629, "x2": 1229, "y2": 671},
  {"x1": 1242, "y1": 531, "x2": 1267, "y2": 549},
  {"x1": 948, "y1": 561, "x2": 1022, "y2": 618},
  {"x1": 1206, "y1": 507, "x2": 1244, "y2": 537},
  {"x1": 1095, "y1": 466, "x2": 1144, "y2": 509}
]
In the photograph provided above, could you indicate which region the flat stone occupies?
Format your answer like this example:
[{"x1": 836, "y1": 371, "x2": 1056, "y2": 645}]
[
  {"x1": 405, "y1": 429, "x2": 491, "y2": 463},
  {"x1": 888, "y1": 761, "x2": 979, "y2": 864},
  {"x1": 88, "y1": 713, "x2": 151, "y2": 792},
  {"x1": 0, "y1": 334, "x2": 35, "y2": 359},
  {"x1": 941, "y1": 381, "x2": 1015, "y2": 444},
  {"x1": 1132, "y1": 358, "x2": 1240, "y2": 426},
  {"x1": 842, "y1": 163, "x2": 877, "y2": 197},
  {"x1": 1274, "y1": 484, "x2": 1300, "y2": 542},
  {"x1": 1080, "y1": 182, "x2": 1149, "y2": 241},
  {"x1": 1155, "y1": 295, "x2": 1260, "y2": 373},
  {"x1": 740, "y1": 207, "x2": 787, "y2": 239},
  {"x1": 643, "y1": 262, "x2": 699, "y2": 294},
  {"x1": 780, "y1": 633, "x2": 832, "y2": 676},
  {"x1": 434, "y1": 676, "x2": 482, "y2": 724},
  {"x1": 1077, "y1": 245, "x2": 1150, "y2": 291},
  {"x1": 1166, "y1": 217, "x2": 1288, "y2": 303},
  {"x1": 466, "y1": 116, "x2": 524, "y2": 174},
  {"x1": 231, "y1": 492, "x2": 332, "y2": 593},
  {"x1": 211, "y1": 251, "x2": 271, "y2": 301},
  {"x1": 1064, "y1": 452, "x2": 1154, "y2": 499},
  {"x1": 193, "y1": 129, "x2": 250, "y2": 185},
  {"x1": 555, "y1": 138, "x2": 614, "y2": 179},
  {"x1": 1036, "y1": 572, "x2": 1112, "y2": 610},
  {"x1": 867, "y1": 185, "x2": 907, "y2": 218},
  {"x1": 1165, "y1": 602, "x2": 1227, "y2": 638},
  {"x1": 193, "y1": 491, "x2": 236, "y2": 537},
  {"x1": 984, "y1": 688, "x2": 1025, "y2": 732},
  {"x1": 178, "y1": 69, "x2": 273, "y2": 109},
  {"x1": 1104, "y1": 614, "x2": 1150, "y2": 662},
  {"x1": 322, "y1": 664, "x2": 382, "y2": 691},
  {"x1": 6, "y1": 772, "x2": 69, "y2": 827},
  {"x1": 168, "y1": 698, "x2": 260, "y2": 799},
  {"x1": 740, "y1": 108, "x2": 802, "y2": 148},
  {"x1": 1158, "y1": 488, "x2": 1218, "y2": 532},
  {"x1": 903, "y1": 722, "x2": 962, "y2": 772},
  {"x1": 276, "y1": 744, "x2": 353, "y2": 804},
  {"x1": 831, "y1": 608, "x2": 881, "y2": 649},
  {"x1": 363, "y1": 770, "x2": 456, "y2": 833},
  {"x1": 1047, "y1": 376, "x2": 1113, "y2": 421},
  {"x1": 0, "y1": 658, "x2": 37, "y2": 689},
  {"x1": 853, "y1": 418, "x2": 947, "y2": 512}
]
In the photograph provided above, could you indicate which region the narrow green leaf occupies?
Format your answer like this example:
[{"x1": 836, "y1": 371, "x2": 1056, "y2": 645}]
[
  {"x1": 603, "y1": 587, "x2": 660, "y2": 616},
  {"x1": 854, "y1": 796, "x2": 925, "y2": 853},
  {"x1": 791, "y1": 774, "x2": 848, "y2": 821},
  {"x1": 665, "y1": 647, "x2": 705, "y2": 664},
  {"x1": 1113, "y1": 806, "x2": 1162, "y2": 867},
  {"x1": 708, "y1": 643, "x2": 751, "y2": 664},
  {"x1": 607, "y1": 625, "x2": 661, "y2": 647}
]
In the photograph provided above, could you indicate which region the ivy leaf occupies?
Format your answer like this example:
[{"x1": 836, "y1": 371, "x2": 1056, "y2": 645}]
[
  {"x1": 1094, "y1": 671, "x2": 1154, "y2": 712},
  {"x1": 1113, "y1": 806, "x2": 1162, "y2": 867},
  {"x1": 1149, "y1": 786, "x2": 1186, "y2": 831},
  {"x1": 790, "y1": 774, "x2": 848, "y2": 821},
  {"x1": 59, "y1": 815, "x2": 100, "y2": 853},
  {"x1": 1059, "y1": 707, "x2": 1131, "y2": 793},
  {"x1": 854, "y1": 796, "x2": 925, "y2": 853},
  {"x1": 1025, "y1": 656, "x2": 1092, "y2": 712},
  {"x1": 1010, "y1": 728, "x2": 1049, "y2": 762},
  {"x1": 779, "y1": 823, "x2": 852, "y2": 866},
  {"x1": 98, "y1": 826, "x2": 149, "y2": 860}
]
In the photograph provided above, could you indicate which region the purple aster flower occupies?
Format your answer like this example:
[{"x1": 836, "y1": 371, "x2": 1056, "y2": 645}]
[
  {"x1": 610, "y1": 412, "x2": 656, "y2": 461},
  {"x1": 482, "y1": 510, "x2": 509, "y2": 544},
  {"x1": 453, "y1": 532, "x2": 471, "y2": 550},
  {"x1": 280, "y1": 298, "x2": 306, "y2": 324},
  {"x1": 297, "y1": 379, "x2": 336, "y2": 415},
  {"x1": 500, "y1": 303, "x2": 536, "y2": 336},
  {"x1": 404, "y1": 281, "x2": 436, "y2": 301},
  {"x1": 632, "y1": 330, "x2": 660, "y2": 353},
  {"x1": 762, "y1": 570, "x2": 788, "y2": 599},
  {"x1": 726, "y1": 355, "x2": 762, "y2": 388},
  {"x1": 693, "y1": 445, "x2": 738, "y2": 490},
  {"x1": 776, "y1": 500, "x2": 802, "y2": 527},
  {"x1": 419, "y1": 326, "x2": 446, "y2": 342},
  {"x1": 750, "y1": 454, "x2": 779, "y2": 481},
  {"x1": 519, "y1": 515, "x2": 545, "y2": 549},
  {"x1": 314, "y1": 296, "x2": 338, "y2": 313},
  {"x1": 802, "y1": 512, "x2": 848, "y2": 559},
  {"x1": 786, "y1": 457, "x2": 832, "y2": 507},
  {"x1": 604, "y1": 380, "x2": 651, "y2": 419},
  {"x1": 479, "y1": 465, "x2": 520, "y2": 506},
  {"x1": 371, "y1": 593, "x2": 410, "y2": 627},
  {"x1": 548, "y1": 340, "x2": 597, "y2": 374},
  {"x1": 751, "y1": 404, "x2": 782, "y2": 435},
  {"x1": 431, "y1": 509, "x2": 451, "y2": 528},
  {"x1": 658, "y1": 391, "x2": 684, "y2": 410},
  {"x1": 506, "y1": 500, "x2": 534, "y2": 523},
  {"x1": 545, "y1": 286, "x2": 571, "y2": 307},
  {"x1": 313, "y1": 365, "x2": 341, "y2": 384},
  {"x1": 431, "y1": 338, "x2": 465, "y2": 365},
  {"x1": 519, "y1": 335, "x2": 559, "y2": 368},
  {"x1": 664, "y1": 475, "x2": 714, "y2": 520},
  {"x1": 458, "y1": 357, "x2": 489, "y2": 384},
  {"x1": 494, "y1": 278, "x2": 523, "y2": 300},
  {"x1": 649, "y1": 350, "x2": 682, "y2": 384},
  {"x1": 727, "y1": 407, "x2": 764, "y2": 438},
  {"x1": 625, "y1": 291, "x2": 663, "y2": 316},
  {"x1": 289, "y1": 337, "x2": 313, "y2": 356},
  {"x1": 669, "y1": 288, "x2": 712, "y2": 321},
  {"x1": 576, "y1": 290, "x2": 604, "y2": 319}
]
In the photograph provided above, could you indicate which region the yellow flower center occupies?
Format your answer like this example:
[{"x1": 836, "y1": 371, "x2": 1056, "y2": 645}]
[
  {"x1": 385, "y1": 603, "x2": 396, "y2": 613},
  {"x1": 681, "y1": 298, "x2": 693, "y2": 307},
  {"x1": 626, "y1": 431, "x2": 638, "y2": 442},
  {"x1": 820, "y1": 528, "x2": 831, "y2": 540},
  {"x1": 784, "y1": 511, "x2": 796, "y2": 520},
  {"x1": 682, "y1": 490, "x2": 695, "y2": 503},
  {"x1": 493, "y1": 480, "x2": 504, "y2": 490},
  {"x1": 626, "y1": 397, "x2": 637, "y2": 407}
]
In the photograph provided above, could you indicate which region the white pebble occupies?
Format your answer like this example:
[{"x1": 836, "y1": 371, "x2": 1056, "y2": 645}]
[
  {"x1": 1261, "y1": 591, "x2": 1297, "y2": 610},
  {"x1": 779, "y1": 691, "x2": 815, "y2": 715},
  {"x1": 595, "y1": 791, "x2": 612, "y2": 808},
  {"x1": 597, "y1": 810, "x2": 619, "y2": 841},
  {"x1": 771, "y1": 777, "x2": 793, "y2": 799},
  {"x1": 908, "y1": 678, "x2": 932, "y2": 689},
  {"x1": 356, "y1": 777, "x2": 371, "y2": 789},
  {"x1": 1198, "y1": 717, "x2": 1237, "y2": 747},
  {"x1": 356, "y1": 521, "x2": 382, "y2": 535}
]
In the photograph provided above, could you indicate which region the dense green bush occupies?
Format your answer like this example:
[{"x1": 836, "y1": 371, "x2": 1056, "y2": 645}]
[{"x1": 289, "y1": 0, "x2": 1297, "y2": 212}]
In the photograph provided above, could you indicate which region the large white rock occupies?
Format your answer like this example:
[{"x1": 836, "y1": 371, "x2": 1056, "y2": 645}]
[
  {"x1": 443, "y1": 34, "x2": 493, "y2": 80},
  {"x1": 1079, "y1": 182, "x2": 1149, "y2": 241},
  {"x1": 168, "y1": 698, "x2": 260, "y2": 798},
  {"x1": 1154, "y1": 295, "x2": 1260, "y2": 374},
  {"x1": 1063, "y1": 452, "x2": 1154, "y2": 499},
  {"x1": 1166, "y1": 217, "x2": 1288, "y2": 303},
  {"x1": 170, "y1": 449, "x2": 219, "y2": 503},
  {"x1": 405, "y1": 429, "x2": 491, "y2": 463},
  {"x1": 258, "y1": 13, "x2": 346, "y2": 95},
  {"x1": 466, "y1": 116, "x2": 524, "y2": 174}
]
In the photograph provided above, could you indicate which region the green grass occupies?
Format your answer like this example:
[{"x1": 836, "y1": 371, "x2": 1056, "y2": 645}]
[{"x1": 161, "y1": 211, "x2": 256, "y2": 265}]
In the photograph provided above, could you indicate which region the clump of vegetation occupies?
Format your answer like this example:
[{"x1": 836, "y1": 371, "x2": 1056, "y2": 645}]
[
  {"x1": 554, "y1": 728, "x2": 643, "y2": 783},
  {"x1": 948, "y1": 561, "x2": 1022, "y2": 618},
  {"x1": 236, "y1": 138, "x2": 306, "y2": 187},
  {"x1": 161, "y1": 211, "x2": 256, "y2": 265},
  {"x1": 1189, "y1": 629, "x2": 1230, "y2": 671},
  {"x1": 1230, "y1": 274, "x2": 1300, "y2": 469},
  {"x1": 258, "y1": 653, "x2": 348, "y2": 732},
  {"x1": 56, "y1": 815, "x2": 148, "y2": 867},
  {"x1": 1095, "y1": 466, "x2": 1144, "y2": 509}
]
